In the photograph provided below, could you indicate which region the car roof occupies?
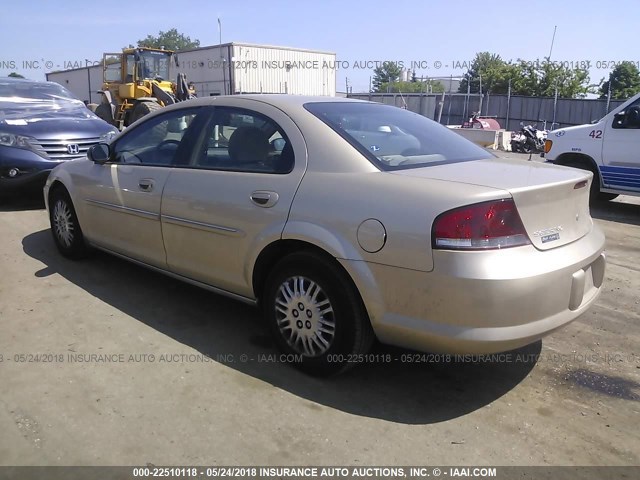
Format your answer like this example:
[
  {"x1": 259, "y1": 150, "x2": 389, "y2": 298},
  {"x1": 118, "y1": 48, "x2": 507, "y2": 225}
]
[
  {"x1": 182, "y1": 94, "x2": 370, "y2": 110},
  {"x1": 0, "y1": 77, "x2": 60, "y2": 86}
]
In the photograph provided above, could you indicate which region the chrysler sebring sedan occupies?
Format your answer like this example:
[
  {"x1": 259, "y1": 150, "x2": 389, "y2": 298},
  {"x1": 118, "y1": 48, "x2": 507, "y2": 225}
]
[{"x1": 44, "y1": 95, "x2": 606, "y2": 375}]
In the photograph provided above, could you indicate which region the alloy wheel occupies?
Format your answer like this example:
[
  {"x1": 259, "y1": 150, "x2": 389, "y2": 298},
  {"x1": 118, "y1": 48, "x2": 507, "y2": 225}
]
[
  {"x1": 274, "y1": 276, "x2": 336, "y2": 357},
  {"x1": 52, "y1": 199, "x2": 75, "y2": 248}
]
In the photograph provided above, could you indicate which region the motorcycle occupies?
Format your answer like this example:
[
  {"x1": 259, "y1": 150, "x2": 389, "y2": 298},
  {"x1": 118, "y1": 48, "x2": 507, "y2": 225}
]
[{"x1": 511, "y1": 123, "x2": 547, "y2": 153}]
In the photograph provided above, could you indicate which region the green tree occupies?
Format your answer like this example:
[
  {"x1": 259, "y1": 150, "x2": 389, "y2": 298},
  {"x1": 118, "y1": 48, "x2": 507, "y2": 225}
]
[
  {"x1": 459, "y1": 53, "x2": 594, "y2": 98},
  {"x1": 458, "y1": 52, "x2": 514, "y2": 94},
  {"x1": 537, "y1": 60, "x2": 592, "y2": 98},
  {"x1": 508, "y1": 59, "x2": 593, "y2": 98},
  {"x1": 379, "y1": 80, "x2": 444, "y2": 93},
  {"x1": 372, "y1": 61, "x2": 403, "y2": 92},
  {"x1": 599, "y1": 62, "x2": 640, "y2": 99},
  {"x1": 137, "y1": 28, "x2": 200, "y2": 51},
  {"x1": 8, "y1": 72, "x2": 25, "y2": 78}
]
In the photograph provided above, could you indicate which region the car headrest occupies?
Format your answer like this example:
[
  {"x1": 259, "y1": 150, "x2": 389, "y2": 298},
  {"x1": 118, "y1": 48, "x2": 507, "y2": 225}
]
[{"x1": 228, "y1": 126, "x2": 269, "y2": 164}]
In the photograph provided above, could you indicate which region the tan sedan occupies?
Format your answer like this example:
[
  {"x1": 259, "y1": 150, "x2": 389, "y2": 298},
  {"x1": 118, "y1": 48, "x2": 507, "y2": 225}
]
[{"x1": 44, "y1": 95, "x2": 606, "y2": 375}]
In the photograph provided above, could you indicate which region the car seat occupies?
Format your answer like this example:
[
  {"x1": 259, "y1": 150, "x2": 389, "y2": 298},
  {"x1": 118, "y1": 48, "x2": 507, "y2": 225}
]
[{"x1": 228, "y1": 127, "x2": 270, "y2": 169}]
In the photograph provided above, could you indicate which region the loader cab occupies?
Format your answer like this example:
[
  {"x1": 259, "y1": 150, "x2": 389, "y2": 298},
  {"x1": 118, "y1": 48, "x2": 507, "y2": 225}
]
[
  {"x1": 102, "y1": 49, "x2": 173, "y2": 85},
  {"x1": 134, "y1": 49, "x2": 171, "y2": 82},
  {"x1": 103, "y1": 53, "x2": 124, "y2": 83}
]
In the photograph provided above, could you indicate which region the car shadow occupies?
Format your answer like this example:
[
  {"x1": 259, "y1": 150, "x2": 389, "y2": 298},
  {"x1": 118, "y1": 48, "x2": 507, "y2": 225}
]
[
  {"x1": 591, "y1": 199, "x2": 640, "y2": 227},
  {"x1": 22, "y1": 229, "x2": 540, "y2": 425},
  {"x1": 0, "y1": 192, "x2": 45, "y2": 212}
]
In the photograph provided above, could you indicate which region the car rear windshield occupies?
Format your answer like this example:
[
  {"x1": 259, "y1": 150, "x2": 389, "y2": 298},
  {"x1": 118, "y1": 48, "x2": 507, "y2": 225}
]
[{"x1": 304, "y1": 102, "x2": 493, "y2": 170}]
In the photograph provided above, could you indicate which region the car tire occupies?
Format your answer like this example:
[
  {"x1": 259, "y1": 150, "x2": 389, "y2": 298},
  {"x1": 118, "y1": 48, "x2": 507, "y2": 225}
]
[
  {"x1": 49, "y1": 187, "x2": 91, "y2": 259},
  {"x1": 263, "y1": 251, "x2": 375, "y2": 376},
  {"x1": 589, "y1": 173, "x2": 618, "y2": 204},
  {"x1": 564, "y1": 161, "x2": 618, "y2": 204}
]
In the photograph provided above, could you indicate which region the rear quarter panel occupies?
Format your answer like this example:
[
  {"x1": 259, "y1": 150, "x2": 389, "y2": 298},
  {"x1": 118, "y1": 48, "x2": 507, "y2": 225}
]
[{"x1": 284, "y1": 169, "x2": 509, "y2": 272}]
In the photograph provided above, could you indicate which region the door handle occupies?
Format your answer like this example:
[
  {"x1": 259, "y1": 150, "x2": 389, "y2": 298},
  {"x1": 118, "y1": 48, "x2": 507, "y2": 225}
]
[
  {"x1": 139, "y1": 179, "x2": 154, "y2": 192},
  {"x1": 250, "y1": 191, "x2": 279, "y2": 208}
]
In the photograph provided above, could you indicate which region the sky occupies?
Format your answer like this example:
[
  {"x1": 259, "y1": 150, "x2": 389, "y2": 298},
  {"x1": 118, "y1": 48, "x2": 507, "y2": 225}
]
[{"x1": 2, "y1": 0, "x2": 640, "y2": 93}]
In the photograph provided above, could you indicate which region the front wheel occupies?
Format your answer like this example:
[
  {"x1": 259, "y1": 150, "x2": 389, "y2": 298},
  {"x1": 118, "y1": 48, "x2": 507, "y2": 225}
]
[
  {"x1": 263, "y1": 252, "x2": 374, "y2": 376},
  {"x1": 127, "y1": 101, "x2": 162, "y2": 126},
  {"x1": 49, "y1": 188, "x2": 91, "y2": 259}
]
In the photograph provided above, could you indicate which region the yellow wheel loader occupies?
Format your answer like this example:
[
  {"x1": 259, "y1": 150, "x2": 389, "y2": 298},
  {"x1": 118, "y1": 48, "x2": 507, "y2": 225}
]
[{"x1": 95, "y1": 47, "x2": 195, "y2": 130}]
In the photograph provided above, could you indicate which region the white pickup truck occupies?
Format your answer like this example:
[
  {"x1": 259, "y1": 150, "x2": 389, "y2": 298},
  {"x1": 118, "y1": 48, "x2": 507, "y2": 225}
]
[{"x1": 544, "y1": 92, "x2": 640, "y2": 203}]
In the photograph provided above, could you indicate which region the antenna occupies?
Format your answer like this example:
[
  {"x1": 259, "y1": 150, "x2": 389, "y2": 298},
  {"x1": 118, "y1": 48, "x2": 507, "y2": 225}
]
[{"x1": 548, "y1": 25, "x2": 557, "y2": 59}]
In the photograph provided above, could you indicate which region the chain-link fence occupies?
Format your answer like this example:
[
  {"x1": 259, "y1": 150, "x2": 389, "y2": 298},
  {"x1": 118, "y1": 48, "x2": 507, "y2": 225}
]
[{"x1": 349, "y1": 79, "x2": 628, "y2": 131}]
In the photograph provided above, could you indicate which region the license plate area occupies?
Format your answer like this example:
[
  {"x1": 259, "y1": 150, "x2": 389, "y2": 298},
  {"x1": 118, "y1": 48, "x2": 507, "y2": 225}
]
[{"x1": 569, "y1": 253, "x2": 605, "y2": 311}]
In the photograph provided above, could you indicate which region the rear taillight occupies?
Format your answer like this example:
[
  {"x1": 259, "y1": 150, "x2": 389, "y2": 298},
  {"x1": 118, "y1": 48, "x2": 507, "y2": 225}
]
[{"x1": 433, "y1": 199, "x2": 530, "y2": 250}]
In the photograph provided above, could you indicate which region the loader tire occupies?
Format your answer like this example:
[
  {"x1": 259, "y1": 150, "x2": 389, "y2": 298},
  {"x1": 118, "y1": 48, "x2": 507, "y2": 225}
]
[
  {"x1": 127, "y1": 101, "x2": 162, "y2": 126},
  {"x1": 95, "y1": 103, "x2": 115, "y2": 126}
]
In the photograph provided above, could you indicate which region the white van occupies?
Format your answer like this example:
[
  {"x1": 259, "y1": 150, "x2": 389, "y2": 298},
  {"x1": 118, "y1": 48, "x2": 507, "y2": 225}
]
[{"x1": 544, "y1": 92, "x2": 640, "y2": 202}]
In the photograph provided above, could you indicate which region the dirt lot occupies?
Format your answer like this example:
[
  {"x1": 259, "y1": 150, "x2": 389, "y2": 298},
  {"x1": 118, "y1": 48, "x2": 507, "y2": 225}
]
[{"x1": 0, "y1": 172, "x2": 638, "y2": 466}]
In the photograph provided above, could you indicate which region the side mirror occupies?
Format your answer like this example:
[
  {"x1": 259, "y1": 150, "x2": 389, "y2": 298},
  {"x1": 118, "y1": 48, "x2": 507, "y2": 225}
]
[
  {"x1": 88, "y1": 143, "x2": 111, "y2": 164},
  {"x1": 626, "y1": 106, "x2": 640, "y2": 127},
  {"x1": 613, "y1": 111, "x2": 626, "y2": 127},
  {"x1": 613, "y1": 106, "x2": 640, "y2": 128}
]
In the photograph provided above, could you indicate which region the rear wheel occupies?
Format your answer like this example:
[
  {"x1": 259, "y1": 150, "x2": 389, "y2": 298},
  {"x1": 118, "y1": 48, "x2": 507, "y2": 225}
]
[
  {"x1": 263, "y1": 252, "x2": 374, "y2": 376},
  {"x1": 49, "y1": 187, "x2": 90, "y2": 259},
  {"x1": 95, "y1": 103, "x2": 114, "y2": 126},
  {"x1": 127, "y1": 100, "x2": 162, "y2": 126}
]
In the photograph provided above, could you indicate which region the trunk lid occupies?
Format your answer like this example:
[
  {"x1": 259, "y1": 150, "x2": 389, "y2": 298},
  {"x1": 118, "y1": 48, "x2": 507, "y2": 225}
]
[{"x1": 392, "y1": 158, "x2": 593, "y2": 250}]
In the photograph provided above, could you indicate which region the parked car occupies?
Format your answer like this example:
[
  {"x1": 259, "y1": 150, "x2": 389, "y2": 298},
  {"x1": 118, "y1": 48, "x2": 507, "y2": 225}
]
[
  {"x1": 44, "y1": 95, "x2": 606, "y2": 376},
  {"x1": 0, "y1": 77, "x2": 118, "y2": 197}
]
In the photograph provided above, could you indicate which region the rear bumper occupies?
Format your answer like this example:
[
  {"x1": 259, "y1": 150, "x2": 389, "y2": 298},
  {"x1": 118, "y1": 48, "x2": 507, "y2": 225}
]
[{"x1": 342, "y1": 225, "x2": 606, "y2": 354}]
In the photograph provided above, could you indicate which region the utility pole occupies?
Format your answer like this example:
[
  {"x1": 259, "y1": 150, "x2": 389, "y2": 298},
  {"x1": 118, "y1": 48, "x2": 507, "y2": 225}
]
[
  {"x1": 478, "y1": 74, "x2": 483, "y2": 115},
  {"x1": 506, "y1": 78, "x2": 512, "y2": 129},
  {"x1": 552, "y1": 82, "x2": 559, "y2": 129},
  {"x1": 446, "y1": 75, "x2": 453, "y2": 125},
  {"x1": 218, "y1": 17, "x2": 227, "y2": 95}
]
